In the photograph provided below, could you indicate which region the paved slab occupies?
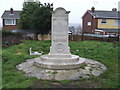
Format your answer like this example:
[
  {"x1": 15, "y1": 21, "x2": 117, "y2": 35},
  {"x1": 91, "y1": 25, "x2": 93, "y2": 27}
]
[{"x1": 16, "y1": 57, "x2": 107, "y2": 80}]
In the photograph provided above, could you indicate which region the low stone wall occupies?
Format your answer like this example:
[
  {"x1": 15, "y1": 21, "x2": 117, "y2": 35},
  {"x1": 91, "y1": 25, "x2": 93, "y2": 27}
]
[{"x1": 37, "y1": 34, "x2": 51, "y2": 40}]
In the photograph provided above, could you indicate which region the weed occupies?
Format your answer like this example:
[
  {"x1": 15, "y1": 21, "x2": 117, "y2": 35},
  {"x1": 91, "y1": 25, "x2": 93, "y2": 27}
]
[
  {"x1": 59, "y1": 80, "x2": 70, "y2": 85},
  {"x1": 80, "y1": 64, "x2": 87, "y2": 69},
  {"x1": 51, "y1": 71, "x2": 58, "y2": 75},
  {"x1": 79, "y1": 76, "x2": 83, "y2": 79},
  {"x1": 89, "y1": 68, "x2": 94, "y2": 71}
]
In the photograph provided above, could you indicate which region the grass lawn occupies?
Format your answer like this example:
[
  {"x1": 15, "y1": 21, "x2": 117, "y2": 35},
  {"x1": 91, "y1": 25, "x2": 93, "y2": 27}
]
[
  {"x1": 2, "y1": 40, "x2": 119, "y2": 88},
  {"x1": 0, "y1": 46, "x2": 2, "y2": 89}
]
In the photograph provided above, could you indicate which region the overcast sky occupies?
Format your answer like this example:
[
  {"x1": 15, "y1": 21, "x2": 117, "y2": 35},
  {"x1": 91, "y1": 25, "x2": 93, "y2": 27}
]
[{"x1": 0, "y1": 0, "x2": 120, "y2": 27}]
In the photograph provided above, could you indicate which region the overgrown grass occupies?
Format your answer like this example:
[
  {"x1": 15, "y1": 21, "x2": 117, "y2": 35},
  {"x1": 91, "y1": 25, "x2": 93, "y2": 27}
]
[
  {"x1": 69, "y1": 41, "x2": 119, "y2": 88},
  {"x1": 2, "y1": 40, "x2": 119, "y2": 88},
  {"x1": 2, "y1": 40, "x2": 50, "y2": 88},
  {"x1": 59, "y1": 80, "x2": 70, "y2": 85}
]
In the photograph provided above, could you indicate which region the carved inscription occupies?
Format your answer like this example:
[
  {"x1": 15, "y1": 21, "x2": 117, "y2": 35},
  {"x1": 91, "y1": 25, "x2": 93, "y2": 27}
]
[
  {"x1": 56, "y1": 44, "x2": 64, "y2": 52},
  {"x1": 49, "y1": 7, "x2": 70, "y2": 54}
]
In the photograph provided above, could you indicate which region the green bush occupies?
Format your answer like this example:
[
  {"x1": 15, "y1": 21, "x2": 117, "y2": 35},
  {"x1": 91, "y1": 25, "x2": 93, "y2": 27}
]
[{"x1": 2, "y1": 30, "x2": 22, "y2": 37}]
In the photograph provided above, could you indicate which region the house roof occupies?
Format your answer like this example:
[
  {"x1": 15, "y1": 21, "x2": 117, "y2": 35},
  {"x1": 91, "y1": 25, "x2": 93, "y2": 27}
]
[
  {"x1": 1, "y1": 10, "x2": 21, "y2": 19},
  {"x1": 83, "y1": 10, "x2": 120, "y2": 19}
]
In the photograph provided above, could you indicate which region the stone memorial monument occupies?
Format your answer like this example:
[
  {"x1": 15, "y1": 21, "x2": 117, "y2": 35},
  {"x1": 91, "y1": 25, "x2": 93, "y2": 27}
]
[
  {"x1": 34, "y1": 7, "x2": 85, "y2": 70},
  {"x1": 17, "y1": 7, "x2": 107, "y2": 80}
]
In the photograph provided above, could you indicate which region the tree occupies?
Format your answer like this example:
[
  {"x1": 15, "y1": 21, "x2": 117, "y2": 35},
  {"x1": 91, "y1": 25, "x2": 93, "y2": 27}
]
[
  {"x1": 19, "y1": 2, "x2": 40, "y2": 29},
  {"x1": 31, "y1": 7, "x2": 51, "y2": 34},
  {"x1": 19, "y1": 1, "x2": 53, "y2": 35}
]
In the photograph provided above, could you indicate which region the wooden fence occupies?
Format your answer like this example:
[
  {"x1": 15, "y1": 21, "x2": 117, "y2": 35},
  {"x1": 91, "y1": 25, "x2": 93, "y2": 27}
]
[{"x1": 69, "y1": 35, "x2": 119, "y2": 42}]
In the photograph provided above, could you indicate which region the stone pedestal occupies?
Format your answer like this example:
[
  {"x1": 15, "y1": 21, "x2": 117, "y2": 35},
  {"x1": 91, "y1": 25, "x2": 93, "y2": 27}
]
[
  {"x1": 34, "y1": 7, "x2": 85, "y2": 70},
  {"x1": 17, "y1": 7, "x2": 107, "y2": 80},
  {"x1": 34, "y1": 55, "x2": 85, "y2": 70}
]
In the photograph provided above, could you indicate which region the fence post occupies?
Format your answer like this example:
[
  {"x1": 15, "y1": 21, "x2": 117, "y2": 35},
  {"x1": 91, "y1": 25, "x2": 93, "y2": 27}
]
[{"x1": 81, "y1": 32, "x2": 84, "y2": 41}]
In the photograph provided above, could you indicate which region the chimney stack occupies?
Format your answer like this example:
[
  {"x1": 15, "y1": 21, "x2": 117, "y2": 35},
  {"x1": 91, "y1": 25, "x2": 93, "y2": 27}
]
[
  {"x1": 10, "y1": 8, "x2": 13, "y2": 14},
  {"x1": 112, "y1": 8, "x2": 117, "y2": 11},
  {"x1": 91, "y1": 7, "x2": 95, "y2": 13}
]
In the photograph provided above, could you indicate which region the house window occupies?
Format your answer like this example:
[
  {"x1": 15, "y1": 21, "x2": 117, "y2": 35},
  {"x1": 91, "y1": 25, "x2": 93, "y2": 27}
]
[
  {"x1": 5, "y1": 19, "x2": 16, "y2": 25},
  {"x1": 101, "y1": 19, "x2": 107, "y2": 24},
  {"x1": 87, "y1": 22, "x2": 91, "y2": 26},
  {"x1": 95, "y1": 32, "x2": 100, "y2": 35},
  {"x1": 115, "y1": 20, "x2": 120, "y2": 26}
]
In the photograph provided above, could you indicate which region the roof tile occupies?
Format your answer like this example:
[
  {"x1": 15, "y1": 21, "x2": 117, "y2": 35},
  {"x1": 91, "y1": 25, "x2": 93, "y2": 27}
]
[
  {"x1": 1, "y1": 10, "x2": 21, "y2": 19},
  {"x1": 88, "y1": 10, "x2": 120, "y2": 19}
]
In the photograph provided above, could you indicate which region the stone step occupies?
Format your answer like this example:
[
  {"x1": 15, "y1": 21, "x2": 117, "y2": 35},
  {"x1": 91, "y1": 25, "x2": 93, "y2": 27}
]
[{"x1": 34, "y1": 57, "x2": 85, "y2": 70}]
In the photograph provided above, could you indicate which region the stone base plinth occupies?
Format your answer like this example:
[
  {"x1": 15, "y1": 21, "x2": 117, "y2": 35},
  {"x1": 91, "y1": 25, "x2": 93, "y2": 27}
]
[
  {"x1": 16, "y1": 57, "x2": 107, "y2": 80},
  {"x1": 34, "y1": 54, "x2": 85, "y2": 70}
]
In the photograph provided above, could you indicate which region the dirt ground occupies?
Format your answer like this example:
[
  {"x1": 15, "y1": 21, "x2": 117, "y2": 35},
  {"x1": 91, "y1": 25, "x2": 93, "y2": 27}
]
[{"x1": 29, "y1": 79, "x2": 102, "y2": 88}]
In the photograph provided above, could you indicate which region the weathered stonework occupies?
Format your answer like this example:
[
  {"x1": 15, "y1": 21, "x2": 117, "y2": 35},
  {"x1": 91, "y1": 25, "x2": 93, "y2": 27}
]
[
  {"x1": 16, "y1": 57, "x2": 107, "y2": 80},
  {"x1": 49, "y1": 7, "x2": 71, "y2": 55},
  {"x1": 16, "y1": 7, "x2": 107, "y2": 80},
  {"x1": 33, "y1": 7, "x2": 85, "y2": 70}
]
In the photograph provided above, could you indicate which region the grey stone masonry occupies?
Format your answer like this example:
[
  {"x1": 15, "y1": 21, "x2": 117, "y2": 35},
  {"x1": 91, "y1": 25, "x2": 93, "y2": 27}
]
[
  {"x1": 49, "y1": 7, "x2": 71, "y2": 55},
  {"x1": 16, "y1": 7, "x2": 107, "y2": 80}
]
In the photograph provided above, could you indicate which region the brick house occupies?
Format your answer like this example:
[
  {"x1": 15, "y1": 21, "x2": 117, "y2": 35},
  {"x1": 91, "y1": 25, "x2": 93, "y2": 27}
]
[
  {"x1": 1, "y1": 8, "x2": 21, "y2": 30},
  {"x1": 82, "y1": 7, "x2": 120, "y2": 35}
]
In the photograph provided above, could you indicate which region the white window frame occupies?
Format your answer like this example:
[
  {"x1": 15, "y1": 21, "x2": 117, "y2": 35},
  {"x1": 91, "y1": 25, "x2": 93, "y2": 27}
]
[
  {"x1": 101, "y1": 19, "x2": 107, "y2": 24},
  {"x1": 95, "y1": 32, "x2": 100, "y2": 35},
  {"x1": 5, "y1": 19, "x2": 16, "y2": 25},
  {"x1": 87, "y1": 22, "x2": 91, "y2": 26},
  {"x1": 115, "y1": 20, "x2": 120, "y2": 26}
]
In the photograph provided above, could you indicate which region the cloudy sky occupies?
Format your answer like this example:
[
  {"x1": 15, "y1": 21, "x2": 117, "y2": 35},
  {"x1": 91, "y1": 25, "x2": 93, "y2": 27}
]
[{"x1": 0, "y1": 0, "x2": 119, "y2": 27}]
